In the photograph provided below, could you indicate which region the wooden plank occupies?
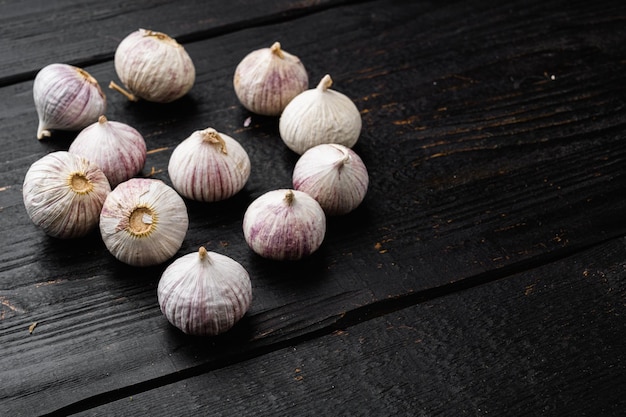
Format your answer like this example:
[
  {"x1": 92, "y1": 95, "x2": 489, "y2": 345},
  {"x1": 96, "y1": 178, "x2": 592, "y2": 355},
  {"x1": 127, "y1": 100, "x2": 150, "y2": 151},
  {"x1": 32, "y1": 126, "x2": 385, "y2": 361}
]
[
  {"x1": 0, "y1": 0, "x2": 343, "y2": 85},
  {"x1": 1, "y1": 0, "x2": 625, "y2": 414},
  {"x1": 73, "y1": 236, "x2": 626, "y2": 417}
]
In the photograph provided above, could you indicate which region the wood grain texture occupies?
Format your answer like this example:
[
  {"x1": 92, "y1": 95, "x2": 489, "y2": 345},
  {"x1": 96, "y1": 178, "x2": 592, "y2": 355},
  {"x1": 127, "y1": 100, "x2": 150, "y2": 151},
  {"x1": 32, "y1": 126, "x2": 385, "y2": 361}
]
[
  {"x1": 0, "y1": 0, "x2": 344, "y2": 85},
  {"x1": 0, "y1": 0, "x2": 625, "y2": 415},
  {"x1": 75, "y1": 237, "x2": 626, "y2": 417}
]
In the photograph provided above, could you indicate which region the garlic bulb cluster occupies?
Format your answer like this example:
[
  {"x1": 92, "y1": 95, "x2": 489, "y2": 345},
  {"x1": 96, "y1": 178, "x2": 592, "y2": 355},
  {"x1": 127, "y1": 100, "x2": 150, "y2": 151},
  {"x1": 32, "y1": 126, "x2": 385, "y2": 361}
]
[
  {"x1": 168, "y1": 128, "x2": 251, "y2": 202},
  {"x1": 233, "y1": 42, "x2": 308, "y2": 116},
  {"x1": 22, "y1": 151, "x2": 111, "y2": 239},
  {"x1": 243, "y1": 189, "x2": 326, "y2": 260},
  {"x1": 69, "y1": 115, "x2": 147, "y2": 188},
  {"x1": 99, "y1": 178, "x2": 189, "y2": 267},
  {"x1": 21, "y1": 31, "x2": 374, "y2": 342},
  {"x1": 158, "y1": 247, "x2": 252, "y2": 336},
  {"x1": 293, "y1": 144, "x2": 368, "y2": 216},
  {"x1": 33, "y1": 63, "x2": 107, "y2": 139},
  {"x1": 279, "y1": 74, "x2": 362, "y2": 155},
  {"x1": 111, "y1": 29, "x2": 195, "y2": 103}
]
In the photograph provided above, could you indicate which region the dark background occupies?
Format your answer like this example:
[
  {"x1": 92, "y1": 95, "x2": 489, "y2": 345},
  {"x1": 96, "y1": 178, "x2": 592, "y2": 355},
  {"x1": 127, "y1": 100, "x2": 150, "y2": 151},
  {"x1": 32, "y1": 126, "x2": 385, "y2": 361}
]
[{"x1": 0, "y1": 0, "x2": 624, "y2": 415}]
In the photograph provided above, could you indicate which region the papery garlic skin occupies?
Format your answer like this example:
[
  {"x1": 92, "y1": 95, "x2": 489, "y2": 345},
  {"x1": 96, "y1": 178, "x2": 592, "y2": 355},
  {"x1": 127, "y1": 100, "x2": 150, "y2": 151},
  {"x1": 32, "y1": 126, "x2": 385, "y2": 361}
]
[
  {"x1": 33, "y1": 63, "x2": 107, "y2": 139},
  {"x1": 158, "y1": 247, "x2": 252, "y2": 336},
  {"x1": 243, "y1": 189, "x2": 326, "y2": 261},
  {"x1": 234, "y1": 42, "x2": 308, "y2": 116},
  {"x1": 293, "y1": 144, "x2": 368, "y2": 216},
  {"x1": 69, "y1": 115, "x2": 147, "y2": 188},
  {"x1": 279, "y1": 74, "x2": 362, "y2": 155},
  {"x1": 100, "y1": 178, "x2": 189, "y2": 267},
  {"x1": 23, "y1": 151, "x2": 111, "y2": 239},
  {"x1": 112, "y1": 29, "x2": 195, "y2": 103},
  {"x1": 168, "y1": 128, "x2": 251, "y2": 202}
]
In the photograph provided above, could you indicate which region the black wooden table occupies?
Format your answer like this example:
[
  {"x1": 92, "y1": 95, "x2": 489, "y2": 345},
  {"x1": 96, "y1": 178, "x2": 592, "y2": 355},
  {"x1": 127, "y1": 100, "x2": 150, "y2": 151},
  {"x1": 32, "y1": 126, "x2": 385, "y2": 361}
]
[{"x1": 1, "y1": 0, "x2": 625, "y2": 415}]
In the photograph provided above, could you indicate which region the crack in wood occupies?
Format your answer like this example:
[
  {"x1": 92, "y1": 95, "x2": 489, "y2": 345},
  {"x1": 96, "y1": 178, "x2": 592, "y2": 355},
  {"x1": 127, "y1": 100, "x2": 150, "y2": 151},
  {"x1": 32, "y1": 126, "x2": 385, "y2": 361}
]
[{"x1": 36, "y1": 229, "x2": 623, "y2": 416}]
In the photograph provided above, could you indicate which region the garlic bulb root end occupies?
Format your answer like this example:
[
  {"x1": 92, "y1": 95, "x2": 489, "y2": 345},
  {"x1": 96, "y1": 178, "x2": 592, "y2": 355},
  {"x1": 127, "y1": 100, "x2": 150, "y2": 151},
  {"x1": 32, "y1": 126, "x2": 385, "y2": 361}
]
[
  {"x1": 128, "y1": 205, "x2": 156, "y2": 237},
  {"x1": 109, "y1": 80, "x2": 139, "y2": 102},
  {"x1": 68, "y1": 172, "x2": 94, "y2": 194}
]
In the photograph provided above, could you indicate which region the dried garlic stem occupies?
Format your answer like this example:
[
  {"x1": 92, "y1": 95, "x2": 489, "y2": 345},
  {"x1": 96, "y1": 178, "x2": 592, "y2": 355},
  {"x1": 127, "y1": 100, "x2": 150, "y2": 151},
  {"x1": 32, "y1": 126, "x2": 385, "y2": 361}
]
[
  {"x1": 201, "y1": 128, "x2": 228, "y2": 154},
  {"x1": 284, "y1": 190, "x2": 295, "y2": 205},
  {"x1": 140, "y1": 28, "x2": 179, "y2": 46},
  {"x1": 270, "y1": 42, "x2": 284, "y2": 59},
  {"x1": 198, "y1": 246, "x2": 213, "y2": 264},
  {"x1": 332, "y1": 144, "x2": 351, "y2": 170},
  {"x1": 109, "y1": 80, "x2": 139, "y2": 102},
  {"x1": 37, "y1": 124, "x2": 52, "y2": 140},
  {"x1": 75, "y1": 67, "x2": 99, "y2": 86},
  {"x1": 317, "y1": 74, "x2": 333, "y2": 92}
]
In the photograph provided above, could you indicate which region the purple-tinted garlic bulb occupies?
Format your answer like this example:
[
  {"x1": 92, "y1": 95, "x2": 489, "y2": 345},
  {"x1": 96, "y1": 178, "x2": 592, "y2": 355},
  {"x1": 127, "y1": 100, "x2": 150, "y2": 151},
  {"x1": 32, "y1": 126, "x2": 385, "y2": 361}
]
[
  {"x1": 233, "y1": 42, "x2": 308, "y2": 116},
  {"x1": 22, "y1": 151, "x2": 111, "y2": 239},
  {"x1": 111, "y1": 29, "x2": 195, "y2": 103},
  {"x1": 168, "y1": 128, "x2": 251, "y2": 202},
  {"x1": 242, "y1": 189, "x2": 326, "y2": 261},
  {"x1": 293, "y1": 144, "x2": 368, "y2": 216},
  {"x1": 279, "y1": 74, "x2": 361, "y2": 155},
  {"x1": 158, "y1": 247, "x2": 252, "y2": 336},
  {"x1": 99, "y1": 178, "x2": 188, "y2": 267},
  {"x1": 33, "y1": 63, "x2": 107, "y2": 139},
  {"x1": 69, "y1": 115, "x2": 147, "y2": 188}
]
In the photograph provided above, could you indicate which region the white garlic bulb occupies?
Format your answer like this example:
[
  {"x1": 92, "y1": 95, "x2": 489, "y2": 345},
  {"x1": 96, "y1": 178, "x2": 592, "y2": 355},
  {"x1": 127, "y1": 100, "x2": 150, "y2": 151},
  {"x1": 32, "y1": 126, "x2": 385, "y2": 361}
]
[
  {"x1": 69, "y1": 115, "x2": 147, "y2": 188},
  {"x1": 293, "y1": 144, "x2": 368, "y2": 216},
  {"x1": 33, "y1": 63, "x2": 107, "y2": 139},
  {"x1": 168, "y1": 128, "x2": 251, "y2": 202},
  {"x1": 157, "y1": 247, "x2": 252, "y2": 336},
  {"x1": 279, "y1": 74, "x2": 362, "y2": 155},
  {"x1": 22, "y1": 151, "x2": 111, "y2": 239},
  {"x1": 100, "y1": 178, "x2": 189, "y2": 267},
  {"x1": 233, "y1": 42, "x2": 308, "y2": 116},
  {"x1": 242, "y1": 189, "x2": 326, "y2": 261},
  {"x1": 111, "y1": 29, "x2": 195, "y2": 103}
]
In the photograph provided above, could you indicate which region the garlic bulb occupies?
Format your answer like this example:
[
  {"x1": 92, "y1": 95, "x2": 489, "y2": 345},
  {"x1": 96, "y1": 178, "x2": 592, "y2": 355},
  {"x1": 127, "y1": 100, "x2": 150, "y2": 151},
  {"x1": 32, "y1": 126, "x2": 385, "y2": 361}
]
[
  {"x1": 69, "y1": 115, "x2": 147, "y2": 188},
  {"x1": 22, "y1": 151, "x2": 111, "y2": 239},
  {"x1": 168, "y1": 128, "x2": 251, "y2": 202},
  {"x1": 293, "y1": 144, "x2": 368, "y2": 216},
  {"x1": 242, "y1": 189, "x2": 326, "y2": 260},
  {"x1": 99, "y1": 178, "x2": 189, "y2": 267},
  {"x1": 111, "y1": 29, "x2": 195, "y2": 103},
  {"x1": 233, "y1": 42, "x2": 308, "y2": 116},
  {"x1": 279, "y1": 74, "x2": 362, "y2": 155},
  {"x1": 33, "y1": 63, "x2": 107, "y2": 139},
  {"x1": 157, "y1": 247, "x2": 252, "y2": 336}
]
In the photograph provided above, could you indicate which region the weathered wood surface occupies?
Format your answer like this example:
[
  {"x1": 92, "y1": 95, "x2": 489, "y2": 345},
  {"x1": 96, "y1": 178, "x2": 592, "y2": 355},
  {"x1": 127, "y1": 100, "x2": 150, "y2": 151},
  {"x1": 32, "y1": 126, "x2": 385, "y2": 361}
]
[
  {"x1": 77, "y1": 238, "x2": 626, "y2": 416},
  {"x1": 1, "y1": 0, "x2": 625, "y2": 415},
  {"x1": 0, "y1": 0, "x2": 343, "y2": 85}
]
